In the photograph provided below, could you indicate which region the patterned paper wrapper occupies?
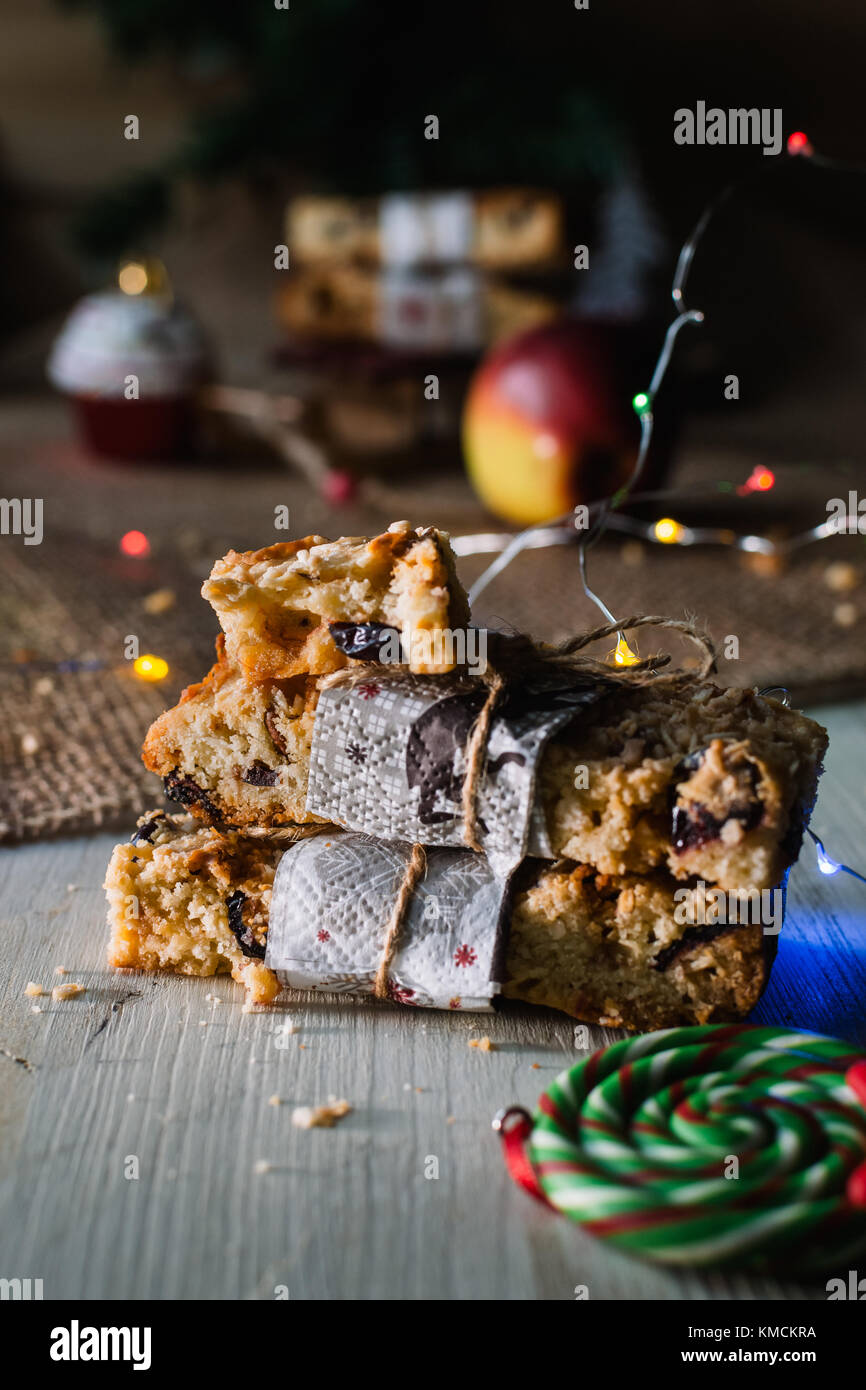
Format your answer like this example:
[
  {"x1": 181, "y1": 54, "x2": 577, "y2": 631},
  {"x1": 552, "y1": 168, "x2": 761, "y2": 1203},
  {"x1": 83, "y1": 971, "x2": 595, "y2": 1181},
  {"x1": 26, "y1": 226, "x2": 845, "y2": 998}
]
[
  {"x1": 304, "y1": 672, "x2": 604, "y2": 876},
  {"x1": 265, "y1": 671, "x2": 607, "y2": 1009},
  {"x1": 265, "y1": 830, "x2": 509, "y2": 1011}
]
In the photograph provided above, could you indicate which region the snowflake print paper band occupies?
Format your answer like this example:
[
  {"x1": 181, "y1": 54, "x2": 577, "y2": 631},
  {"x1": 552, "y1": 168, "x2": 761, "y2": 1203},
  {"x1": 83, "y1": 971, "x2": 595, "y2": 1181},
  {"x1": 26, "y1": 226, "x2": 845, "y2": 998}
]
[
  {"x1": 306, "y1": 672, "x2": 603, "y2": 875},
  {"x1": 266, "y1": 830, "x2": 509, "y2": 1010},
  {"x1": 499, "y1": 1025, "x2": 866, "y2": 1273}
]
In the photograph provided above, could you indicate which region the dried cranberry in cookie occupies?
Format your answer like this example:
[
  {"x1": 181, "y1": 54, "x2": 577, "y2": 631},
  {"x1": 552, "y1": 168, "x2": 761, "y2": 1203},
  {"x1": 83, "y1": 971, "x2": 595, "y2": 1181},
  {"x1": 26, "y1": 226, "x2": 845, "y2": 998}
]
[
  {"x1": 329, "y1": 621, "x2": 400, "y2": 662},
  {"x1": 163, "y1": 772, "x2": 224, "y2": 823},
  {"x1": 671, "y1": 741, "x2": 764, "y2": 854},
  {"x1": 130, "y1": 810, "x2": 169, "y2": 845},
  {"x1": 225, "y1": 890, "x2": 266, "y2": 959},
  {"x1": 235, "y1": 760, "x2": 279, "y2": 787}
]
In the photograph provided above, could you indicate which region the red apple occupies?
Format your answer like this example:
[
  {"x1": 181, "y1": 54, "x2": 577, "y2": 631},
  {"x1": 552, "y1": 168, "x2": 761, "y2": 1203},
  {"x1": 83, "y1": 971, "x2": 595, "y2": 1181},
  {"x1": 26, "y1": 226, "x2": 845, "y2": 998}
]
[{"x1": 462, "y1": 318, "x2": 636, "y2": 525}]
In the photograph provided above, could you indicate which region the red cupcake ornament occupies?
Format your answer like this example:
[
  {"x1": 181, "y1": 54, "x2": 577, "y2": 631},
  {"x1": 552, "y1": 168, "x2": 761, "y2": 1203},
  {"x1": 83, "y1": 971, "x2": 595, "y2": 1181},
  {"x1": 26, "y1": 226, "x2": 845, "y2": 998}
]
[{"x1": 48, "y1": 259, "x2": 210, "y2": 461}]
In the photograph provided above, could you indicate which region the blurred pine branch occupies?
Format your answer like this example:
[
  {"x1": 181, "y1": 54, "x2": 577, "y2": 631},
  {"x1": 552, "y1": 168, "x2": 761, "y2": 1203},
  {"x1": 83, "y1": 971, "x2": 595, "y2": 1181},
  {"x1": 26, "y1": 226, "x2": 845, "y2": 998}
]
[{"x1": 56, "y1": 0, "x2": 628, "y2": 257}]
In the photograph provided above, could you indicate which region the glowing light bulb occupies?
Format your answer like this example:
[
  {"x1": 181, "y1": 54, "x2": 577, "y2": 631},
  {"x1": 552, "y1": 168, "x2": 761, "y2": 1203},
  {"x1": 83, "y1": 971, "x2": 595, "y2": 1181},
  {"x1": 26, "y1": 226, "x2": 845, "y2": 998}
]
[
  {"x1": 815, "y1": 842, "x2": 841, "y2": 876},
  {"x1": 116, "y1": 256, "x2": 170, "y2": 299},
  {"x1": 631, "y1": 392, "x2": 651, "y2": 416},
  {"x1": 120, "y1": 530, "x2": 150, "y2": 557},
  {"x1": 118, "y1": 262, "x2": 149, "y2": 296},
  {"x1": 787, "y1": 131, "x2": 813, "y2": 157},
  {"x1": 134, "y1": 654, "x2": 169, "y2": 682},
  {"x1": 653, "y1": 517, "x2": 683, "y2": 544},
  {"x1": 737, "y1": 466, "x2": 776, "y2": 497},
  {"x1": 612, "y1": 635, "x2": 640, "y2": 667}
]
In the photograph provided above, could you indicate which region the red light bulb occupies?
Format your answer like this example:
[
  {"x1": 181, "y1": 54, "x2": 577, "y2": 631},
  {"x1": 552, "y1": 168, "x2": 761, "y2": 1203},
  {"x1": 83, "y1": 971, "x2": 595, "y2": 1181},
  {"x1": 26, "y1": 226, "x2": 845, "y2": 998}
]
[
  {"x1": 321, "y1": 470, "x2": 358, "y2": 506},
  {"x1": 120, "y1": 530, "x2": 150, "y2": 557},
  {"x1": 736, "y1": 466, "x2": 776, "y2": 497},
  {"x1": 787, "y1": 131, "x2": 813, "y2": 157}
]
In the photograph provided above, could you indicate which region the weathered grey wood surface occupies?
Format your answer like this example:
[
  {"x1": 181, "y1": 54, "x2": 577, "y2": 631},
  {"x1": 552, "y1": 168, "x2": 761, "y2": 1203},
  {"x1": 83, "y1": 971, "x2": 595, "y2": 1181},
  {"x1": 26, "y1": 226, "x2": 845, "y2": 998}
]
[{"x1": 1, "y1": 701, "x2": 864, "y2": 1301}]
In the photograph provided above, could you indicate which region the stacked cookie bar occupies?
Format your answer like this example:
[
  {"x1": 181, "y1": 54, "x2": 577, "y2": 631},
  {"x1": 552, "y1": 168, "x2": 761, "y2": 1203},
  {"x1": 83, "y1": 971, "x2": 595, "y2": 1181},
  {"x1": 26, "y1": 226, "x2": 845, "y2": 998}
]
[
  {"x1": 278, "y1": 190, "x2": 562, "y2": 350},
  {"x1": 105, "y1": 522, "x2": 827, "y2": 1030}
]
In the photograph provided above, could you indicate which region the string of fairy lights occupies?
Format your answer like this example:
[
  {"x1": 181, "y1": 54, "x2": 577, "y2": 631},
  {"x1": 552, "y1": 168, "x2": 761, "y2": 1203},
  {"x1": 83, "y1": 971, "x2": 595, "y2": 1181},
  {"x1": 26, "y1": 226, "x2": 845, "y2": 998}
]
[
  {"x1": 469, "y1": 132, "x2": 865, "y2": 629},
  {"x1": 455, "y1": 496, "x2": 863, "y2": 563},
  {"x1": 465, "y1": 129, "x2": 866, "y2": 885}
]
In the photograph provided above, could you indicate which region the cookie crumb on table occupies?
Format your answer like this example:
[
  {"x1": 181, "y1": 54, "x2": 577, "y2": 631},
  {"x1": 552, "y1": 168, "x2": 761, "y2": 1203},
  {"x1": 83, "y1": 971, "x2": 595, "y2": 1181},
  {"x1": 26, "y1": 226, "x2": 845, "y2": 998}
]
[
  {"x1": 824, "y1": 562, "x2": 858, "y2": 593},
  {"x1": 52, "y1": 982, "x2": 85, "y2": 1001},
  {"x1": 143, "y1": 587, "x2": 177, "y2": 615},
  {"x1": 469, "y1": 1036, "x2": 495, "y2": 1052},
  {"x1": 24, "y1": 982, "x2": 44, "y2": 997},
  {"x1": 292, "y1": 1099, "x2": 352, "y2": 1130},
  {"x1": 833, "y1": 601, "x2": 858, "y2": 628}
]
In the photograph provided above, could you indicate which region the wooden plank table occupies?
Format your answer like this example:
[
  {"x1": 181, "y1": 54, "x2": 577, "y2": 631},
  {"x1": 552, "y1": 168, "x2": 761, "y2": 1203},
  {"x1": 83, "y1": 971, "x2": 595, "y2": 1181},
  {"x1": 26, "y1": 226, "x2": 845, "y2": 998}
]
[{"x1": 1, "y1": 702, "x2": 864, "y2": 1302}]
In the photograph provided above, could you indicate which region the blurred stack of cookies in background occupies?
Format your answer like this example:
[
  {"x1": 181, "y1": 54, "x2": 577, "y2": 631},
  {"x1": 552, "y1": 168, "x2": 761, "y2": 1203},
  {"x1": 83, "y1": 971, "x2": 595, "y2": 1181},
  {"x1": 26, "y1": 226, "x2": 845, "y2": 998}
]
[
  {"x1": 274, "y1": 189, "x2": 567, "y2": 466},
  {"x1": 278, "y1": 188, "x2": 564, "y2": 350}
]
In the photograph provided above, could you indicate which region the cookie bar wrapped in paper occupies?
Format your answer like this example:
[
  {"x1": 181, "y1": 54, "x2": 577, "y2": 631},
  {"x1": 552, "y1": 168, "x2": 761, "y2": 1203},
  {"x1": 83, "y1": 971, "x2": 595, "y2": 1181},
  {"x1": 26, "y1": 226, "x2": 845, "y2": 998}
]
[
  {"x1": 105, "y1": 816, "x2": 778, "y2": 1029},
  {"x1": 201, "y1": 520, "x2": 469, "y2": 680},
  {"x1": 145, "y1": 654, "x2": 826, "y2": 890}
]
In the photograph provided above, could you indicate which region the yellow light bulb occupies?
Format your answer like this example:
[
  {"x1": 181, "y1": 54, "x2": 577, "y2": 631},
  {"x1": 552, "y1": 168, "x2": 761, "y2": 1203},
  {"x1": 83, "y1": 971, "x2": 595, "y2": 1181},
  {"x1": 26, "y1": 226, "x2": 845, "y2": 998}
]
[
  {"x1": 654, "y1": 517, "x2": 683, "y2": 544},
  {"x1": 612, "y1": 636, "x2": 640, "y2": 667},
  {"x1": 119, "y1": 262, "x2": 149, "y2": 296},
  {"x1": 134, "y1": 654, "x2": 169, "y2": 681}
]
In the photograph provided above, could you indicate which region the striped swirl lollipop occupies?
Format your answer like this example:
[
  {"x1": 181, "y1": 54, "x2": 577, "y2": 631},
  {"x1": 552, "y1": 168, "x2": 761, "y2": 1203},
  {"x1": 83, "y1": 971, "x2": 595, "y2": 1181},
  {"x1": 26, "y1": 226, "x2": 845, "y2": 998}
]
[{"x1": 498, "y1": 1025, "x2": 866, "y2": 1272}]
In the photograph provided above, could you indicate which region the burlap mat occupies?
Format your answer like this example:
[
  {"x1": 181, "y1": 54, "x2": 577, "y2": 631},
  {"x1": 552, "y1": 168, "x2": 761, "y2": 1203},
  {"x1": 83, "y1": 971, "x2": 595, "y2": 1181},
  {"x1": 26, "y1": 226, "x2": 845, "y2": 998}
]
[
  {"x1": 462, "y1": 528, "x2": 866, "y2": 705},
  {"x1": 1, "y1": 524, "x2": 864, "y2": 843},
  {"x1": 0, "y1": 538, "x2": 216, "y2": 842}
]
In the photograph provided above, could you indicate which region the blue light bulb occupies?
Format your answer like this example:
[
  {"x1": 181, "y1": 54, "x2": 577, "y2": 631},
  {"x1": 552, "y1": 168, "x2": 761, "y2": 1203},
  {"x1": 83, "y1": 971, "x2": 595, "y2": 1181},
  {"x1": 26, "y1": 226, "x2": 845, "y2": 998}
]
[
  {"x1": 816, "y1": 845, "x2": 841, "y2": 875},
  {"x1": 809, "y1": 830, "x2": 841, "y2": 876}
]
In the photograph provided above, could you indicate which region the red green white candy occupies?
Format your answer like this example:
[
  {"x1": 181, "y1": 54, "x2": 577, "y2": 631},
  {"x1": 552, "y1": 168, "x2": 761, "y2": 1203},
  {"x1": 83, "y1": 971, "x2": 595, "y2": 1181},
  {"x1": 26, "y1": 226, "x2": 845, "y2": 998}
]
[{"x1": 525, "y1": 1024, "x2": 866, "y2": 1272}]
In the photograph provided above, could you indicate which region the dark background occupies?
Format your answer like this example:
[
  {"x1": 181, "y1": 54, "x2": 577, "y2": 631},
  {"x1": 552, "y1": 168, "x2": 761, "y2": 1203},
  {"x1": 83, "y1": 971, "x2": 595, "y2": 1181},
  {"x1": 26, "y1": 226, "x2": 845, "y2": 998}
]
[{"x1": 1, "y1": 0, "x2": 865, "y2": 465}]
